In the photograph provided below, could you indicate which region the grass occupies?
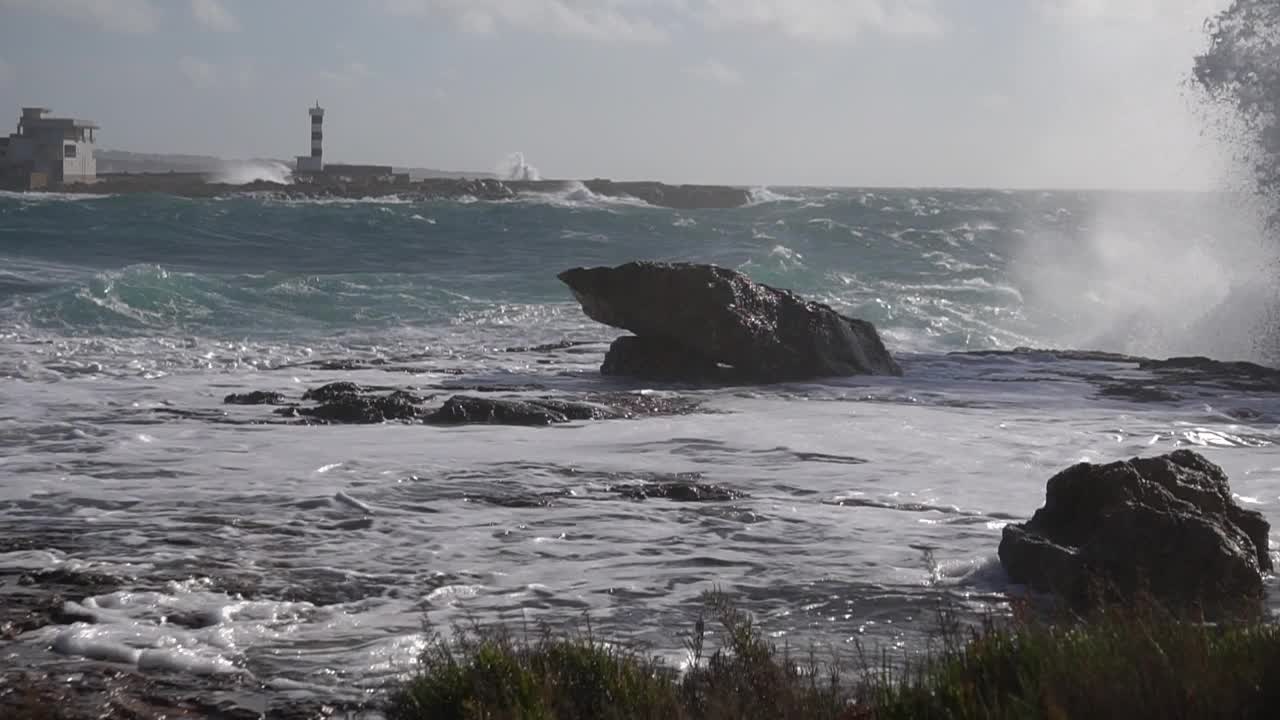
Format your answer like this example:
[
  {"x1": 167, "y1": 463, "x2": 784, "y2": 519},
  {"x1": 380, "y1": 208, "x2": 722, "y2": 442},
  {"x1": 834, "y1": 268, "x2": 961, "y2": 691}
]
[{"x1": 387, "y1": 594, "x2": 1280, "y2": 720}]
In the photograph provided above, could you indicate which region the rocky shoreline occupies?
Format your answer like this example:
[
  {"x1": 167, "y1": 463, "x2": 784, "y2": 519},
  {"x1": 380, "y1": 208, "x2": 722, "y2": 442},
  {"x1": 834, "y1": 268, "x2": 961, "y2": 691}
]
[{"x1": 56, "y1": 174, "x2": 755, "y2": 210}]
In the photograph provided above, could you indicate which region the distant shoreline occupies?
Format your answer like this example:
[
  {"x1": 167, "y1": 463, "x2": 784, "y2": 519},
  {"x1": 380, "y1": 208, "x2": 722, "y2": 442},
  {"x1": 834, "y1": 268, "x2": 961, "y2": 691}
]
[{"x1": 53, "y1": 173, "x2": 755, "y2": 210}]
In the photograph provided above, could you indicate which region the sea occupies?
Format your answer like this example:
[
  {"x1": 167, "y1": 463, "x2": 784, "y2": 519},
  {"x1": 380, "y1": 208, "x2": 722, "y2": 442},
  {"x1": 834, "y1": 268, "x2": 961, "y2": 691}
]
[{"x1": 3, "y1": 184, "x2": 1280, "y2": 707}]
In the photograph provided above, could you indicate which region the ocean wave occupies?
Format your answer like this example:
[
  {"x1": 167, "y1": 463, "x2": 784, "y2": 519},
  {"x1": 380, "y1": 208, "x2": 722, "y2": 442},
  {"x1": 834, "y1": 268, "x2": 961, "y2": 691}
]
[
  {"x1": 513, "y1": 181, "x2": 655, "y2": 209},
  {"x1": 747, "y1": 186, "x2": 804, "y2": 205},
  {"x1": 0, "y1": 190, "x2": 114, "y2": 202}
]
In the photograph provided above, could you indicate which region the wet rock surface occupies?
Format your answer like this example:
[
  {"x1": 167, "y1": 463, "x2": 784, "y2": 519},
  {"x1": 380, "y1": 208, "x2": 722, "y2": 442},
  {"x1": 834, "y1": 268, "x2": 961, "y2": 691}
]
[
  {"x1": 428, "y1": 396, "x2": 571, "y2": 426},
  {"x1": 612, "y1": 482, "x2": 748, "y2": 502},
  {"x1": 560, "y1": 261, "x2": 902, "y2": 382},
  {"x1": 0, "y1": 667, "x2": 376, "y2": 720},
  {"x1": 296, "y1": 391, "x2": 425, "y2": 424},
  {"x1": 999, "y1": 450, "x2": 1271, "y2": 617},
  {"x1": 211, "y1": 382, "x2": 704, "y2": 427},
  {"x1": 223, "y1": 391, "x2": 286, "y2": 406},
  {"x1": 602, "y1": 335, "x2": 728, "y2": 382}
]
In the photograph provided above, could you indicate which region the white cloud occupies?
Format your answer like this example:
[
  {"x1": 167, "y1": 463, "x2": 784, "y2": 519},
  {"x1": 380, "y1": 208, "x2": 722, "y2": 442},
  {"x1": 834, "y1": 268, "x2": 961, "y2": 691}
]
[
  {"x1": 0, "y1": 0, "x2": 160, "y2": 33},
  {"x1": 320, "y1": 62, "x2": 374, "y2": 89},
  {"x1": 380, "y1": 0, "x2": 668, "y2": 43},
  {"x1": 179, "y1": 56, "x2": 218, "y2": 89},
  {"x1": 698, "y1": 0, "x2": 945, "y2": 42},
  {"x1": 377, "y1": 0, "x2": 943, "y2": 45},
  {"x1": 0, "y1": 58, "x2": 14, "y2": 90},
  {"x1": 1038, "y1": 0, "x2": 1226, "y2": 24},
  {"x1": 688, "y1": 59, "x2": 743, "y2": 86},
  {"x1": 190, "y1": 0, "x2": 239, "y2": 31}
]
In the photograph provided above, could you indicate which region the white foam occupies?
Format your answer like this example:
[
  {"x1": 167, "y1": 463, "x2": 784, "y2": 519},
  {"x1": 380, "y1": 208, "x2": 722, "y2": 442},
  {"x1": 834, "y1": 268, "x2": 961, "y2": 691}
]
[
  {"x1": 212, "y1": 160, "x2": 293, "y2": 185},
  {"x1": 0, "y1": 190, "x2": 113, "y2": 201},
  {"x1": 747, "y1": 187, "x2": 802, "y2": 204},
  {"x1": 515, "y1": 181, "x2": 653, "y2": 209}
]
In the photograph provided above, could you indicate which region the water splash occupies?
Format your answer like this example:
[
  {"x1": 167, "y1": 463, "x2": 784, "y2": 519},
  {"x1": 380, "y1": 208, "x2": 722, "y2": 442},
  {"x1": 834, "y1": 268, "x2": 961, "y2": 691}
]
[
  {"x1": 212, "y1": 160, "x2": 293, "y2": 185},
  {"x1": 498, "y1": 152, "x2": 541, "y2": 181}
]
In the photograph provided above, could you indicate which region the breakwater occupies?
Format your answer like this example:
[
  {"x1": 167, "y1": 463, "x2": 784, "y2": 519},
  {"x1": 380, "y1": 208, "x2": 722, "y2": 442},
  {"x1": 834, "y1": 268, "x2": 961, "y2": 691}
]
[{"x1": 61, "y1": 173, "x2": 754, "y2": 209}]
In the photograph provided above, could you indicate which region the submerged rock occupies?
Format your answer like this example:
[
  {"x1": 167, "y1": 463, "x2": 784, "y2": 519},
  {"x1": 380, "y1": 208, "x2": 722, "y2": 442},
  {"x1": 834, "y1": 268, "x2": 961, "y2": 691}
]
[
  {"x1": 999, "y1": 450, "x2": 1271, "y2": 617},
  {"x1": 298, "y1": 392, "x2": 423, "y2": 423},
  {"x1": 223, "y1": 390, "x2": 286, "y2": 405},
  {"x1": 301, "y1": 381, "x2": 367, "y2": 403},
  {"x1": 613, "y1": 482, "x2": 747, "y2": 502},
  {"x1": 559, "y1": 261, "x2": 901, "y2": 382},
  {"x1": 1138, "y1": 356, "x2": 1280, "y2": 392},
  {"x1": 427, "y1": 396, "x2": 570, "y2": 426}
]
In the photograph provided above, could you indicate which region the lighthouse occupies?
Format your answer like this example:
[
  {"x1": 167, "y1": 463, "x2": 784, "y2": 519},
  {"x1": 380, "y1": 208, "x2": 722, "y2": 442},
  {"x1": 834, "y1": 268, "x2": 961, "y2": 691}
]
[{"x1": 295, "y1": 101, "x2": 325, "y2": 174}]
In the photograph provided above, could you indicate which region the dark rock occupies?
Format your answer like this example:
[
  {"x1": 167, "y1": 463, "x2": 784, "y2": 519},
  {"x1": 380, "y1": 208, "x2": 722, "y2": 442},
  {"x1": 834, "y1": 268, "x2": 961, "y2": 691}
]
[
  {"x1": 464, "y1": 490, "x2": 572, "y2": 508},
  {"x1": 503, "y1": 340, "x2": 592, "y2": 353},
  {"x1": 298, "y1": 392, "x2": 423, "y2": 424},
  {"x1": 613, "y1": 482, "x2": 747, "y2": 502},
  {"x1": 956, "y1": 347, "x2": 1147, "y2": 364},
  {"x1": 559, "y1": 261, "x2": 901, "y2": 381},
  {"x1": 998, "y1": 450, "x2": 1271, "y2": 617},
  {"x1": 525, "y1": 398, "x2": 624, "y2": 421},
  {"x1": 584, "y1": 392, "x2": 705, "y2": 418},
  {"x1": 602, "y1": 335, "x2": 727, "y2": 382},
  {"x1": 1139, "y1": 356, "x2": 1280, "y2": 392},
  {"x1": 427, "y1": 396, "x2": 569, "y2": 426},
  {"x1": 302, "y1": 381, "x2": 366, "y2": 403},
  {"x1": 1097, "y1": 383, "x2": 1183, "y2": 403},
  {"x1": 222, "y1": 390, "x2": 286, "y2": 405}
]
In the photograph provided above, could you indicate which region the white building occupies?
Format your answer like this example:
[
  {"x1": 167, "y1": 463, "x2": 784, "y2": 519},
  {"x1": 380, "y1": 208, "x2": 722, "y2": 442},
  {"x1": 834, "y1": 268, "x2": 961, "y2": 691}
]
[
  {"x1": 296, "y1": 102, "x2": 324, "y2": 174},
  {"x1": 0, "y1": 107, "x2": 98, "y2": 189}
]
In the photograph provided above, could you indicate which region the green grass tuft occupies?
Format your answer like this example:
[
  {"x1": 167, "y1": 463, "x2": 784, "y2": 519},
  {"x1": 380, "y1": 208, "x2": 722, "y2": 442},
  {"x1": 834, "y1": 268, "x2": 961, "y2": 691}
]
[{"x1": 388, "y1": 593, "x2": 1280, "y2": 720}]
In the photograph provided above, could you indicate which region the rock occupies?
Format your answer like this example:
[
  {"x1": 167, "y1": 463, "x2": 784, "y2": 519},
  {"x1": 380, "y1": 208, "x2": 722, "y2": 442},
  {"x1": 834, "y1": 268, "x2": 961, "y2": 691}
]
[
  {"x1": 1097, "y1": 383, "x2": 1183, "y2": 403},
  {"x1": 583, "y1": 392, "x2": 705, "y2": 418},
  {"x1": 427, "y1": 396, "x2": 569, "y2": 426},
  {"x1": 302, "y1": 381, "x2": 366, "y2": 403},
  {"x1": 559, "y1": 261, "x2": 901, "y2": 382},
  {"x1": 524, "y1": 398, "x2": 624, "y2": 421},
  {"x1": 602, "y1": 336, "x2": 728, "y2": 382},
  {"x1": 298, "y1": 392, "x2": 422, "y2": 423},
  {"x1": 613, "y1": 482, "x2": 747, "y2": 502},
  {"x1": 998, "y1": 450, "x2": 1271, "y2": 617},
  {"x1": 223, "y1": 390, "x2": 286, "y2": 405},
  {"x1": 1138, "y1": 356, "x2": 1280, "y2": 392},
  {"x1": 503, "y1": 340, "x2": 592, "y2": 353}
]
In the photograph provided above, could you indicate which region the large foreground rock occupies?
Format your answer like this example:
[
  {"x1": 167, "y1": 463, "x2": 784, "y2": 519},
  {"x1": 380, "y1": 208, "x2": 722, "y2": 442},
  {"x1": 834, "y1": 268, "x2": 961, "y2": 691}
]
[
  {"x1": 559, "y1": 262, "x2": 902, "y2": 382},
  {"x1": 999, "y1": 450, "x2": 1271, "y2": 617}
]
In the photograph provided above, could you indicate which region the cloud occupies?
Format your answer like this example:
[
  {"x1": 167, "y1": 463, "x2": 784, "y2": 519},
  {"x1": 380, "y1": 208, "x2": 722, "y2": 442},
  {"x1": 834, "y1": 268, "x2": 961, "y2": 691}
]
[
  {"x1": 0, "y1": 58, "x2": 14, "y2": 89},
  {"x1": 190, "y1": 0, "x2": 239, "y2": 31},
  {"x1": 320, "y1": 61, "x2": 374, "y2": 89},
  {"x1": 0, "y1": 0, "x2": 160, "y2": 33},
  {"x1": 179, "y1": 56, "x2": 219, "y2": 89},
  {"x1": 688, "y1": 59, "x2": 743, "y2": 86},
  {"x1": 378, "y1": 0, "x2": 944, "y2": 45},
  {"x1": 1038, "y1": 0, "x2": 1225, "y2": 24},
  {"x1": 698, "y1": 0, "x2": 945, "y2": 42},
  {"x1": 379, "y1": 0, "x2": 668, "y2": 43}
]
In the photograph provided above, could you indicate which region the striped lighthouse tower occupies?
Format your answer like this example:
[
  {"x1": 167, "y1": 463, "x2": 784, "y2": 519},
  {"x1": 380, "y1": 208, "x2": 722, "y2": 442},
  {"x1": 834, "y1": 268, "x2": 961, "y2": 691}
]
[{"x1": 296, "y1": 101, "x2": 325, "y2": 174}]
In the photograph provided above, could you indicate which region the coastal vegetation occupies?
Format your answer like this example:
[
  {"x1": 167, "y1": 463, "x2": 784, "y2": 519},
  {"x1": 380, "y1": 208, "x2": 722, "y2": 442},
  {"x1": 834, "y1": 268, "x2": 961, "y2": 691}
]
[{"x1": 388, "y1": 592, "x2": 1280, "y2": 720}]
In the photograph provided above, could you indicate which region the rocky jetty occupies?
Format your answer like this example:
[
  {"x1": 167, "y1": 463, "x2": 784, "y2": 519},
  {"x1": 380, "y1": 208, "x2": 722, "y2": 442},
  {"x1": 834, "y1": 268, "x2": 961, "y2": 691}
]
[
  {"x1": 559, "y1": 261, "x2": 902, "y2": 382},
  {"x1": 999, "y1": 450, "x2": 1271, "y2": 617},
  {"x1": 61, "y1": 175, "x2": 753, "y2": 210}
]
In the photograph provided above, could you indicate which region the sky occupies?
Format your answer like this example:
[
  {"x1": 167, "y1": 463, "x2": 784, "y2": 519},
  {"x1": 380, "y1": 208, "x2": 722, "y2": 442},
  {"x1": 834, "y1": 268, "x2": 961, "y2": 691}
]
[{"x1": 0, "y1": 0, "x2": 1242, "y2": 189}]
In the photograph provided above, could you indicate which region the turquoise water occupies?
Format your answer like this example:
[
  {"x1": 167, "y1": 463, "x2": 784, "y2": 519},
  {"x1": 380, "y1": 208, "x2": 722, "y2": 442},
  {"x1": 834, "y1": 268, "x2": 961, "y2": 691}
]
[{"x1": 2, "y1": 186, "x2": 1279, "y2": 705}]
